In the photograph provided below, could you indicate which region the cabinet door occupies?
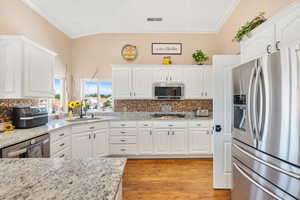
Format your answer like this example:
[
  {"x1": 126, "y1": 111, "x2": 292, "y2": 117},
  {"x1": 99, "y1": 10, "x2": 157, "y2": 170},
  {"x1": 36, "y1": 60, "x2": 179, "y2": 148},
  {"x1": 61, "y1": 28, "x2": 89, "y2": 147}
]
[
  {"x1": 92, "y1": 129, "x2": 108, "y2": 157},
  {"x1": 240, "y1": 25, "x2": 275, "y2": 63},
  {"x1": 189, "y1": 129, "x2": 211, "y2": 154},
  {"x1": 276, "y1": 6, "x2": 300, "y2": 47},
  {"x1": 0, "y1": 38, "x2": 22, "y2": 98},
  {"x1": 23, "y1": 43, "x2": 54, "y2": 98},
  {"x1": 153, "y1": 68, "x2": 169, "y2": 82},
  {"x1": 138, "y1": 128, "x2": 154, "y2": 154},
  {"x1": 169, "y1": 68, "x2": 183, "y2": 83},
  {"x1": 112, "y1": 67, "x2": 132, "y2": 99},
  {"x1": 171, "y1": 128, "x2": 188, "y2": 154},
  {"x1": 132, "y1": 68, "x2": 153, "y2": 99},
  {"x1": 184, "y1": 68, "x2": 203, "y2": 99},
  {"x1": 202, "y1": 67, "x2": 214, "y2": 99},
  {"x1": 153, "y1": 129, "x2": 170, "y2": 154},
  {"x1": 72, "y1": 132, "x2": 92, "y2": 158}
]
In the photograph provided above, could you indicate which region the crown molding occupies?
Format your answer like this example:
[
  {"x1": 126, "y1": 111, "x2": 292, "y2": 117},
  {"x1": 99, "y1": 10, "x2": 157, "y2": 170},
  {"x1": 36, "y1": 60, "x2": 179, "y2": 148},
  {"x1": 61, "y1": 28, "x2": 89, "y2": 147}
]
[{"x1": 215, "y1": 0, "x2": 240, "y2": 33}]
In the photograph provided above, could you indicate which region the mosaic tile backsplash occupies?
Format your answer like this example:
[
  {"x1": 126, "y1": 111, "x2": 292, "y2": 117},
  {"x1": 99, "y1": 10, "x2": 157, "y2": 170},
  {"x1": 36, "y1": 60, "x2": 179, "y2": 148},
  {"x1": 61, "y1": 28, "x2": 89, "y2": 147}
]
[
  {"x1": 114, "y1": 99, "x2": 213, "y2": 112},
  {"x1": 0, "y1": 99, "x2": 39, "y2": 123}
]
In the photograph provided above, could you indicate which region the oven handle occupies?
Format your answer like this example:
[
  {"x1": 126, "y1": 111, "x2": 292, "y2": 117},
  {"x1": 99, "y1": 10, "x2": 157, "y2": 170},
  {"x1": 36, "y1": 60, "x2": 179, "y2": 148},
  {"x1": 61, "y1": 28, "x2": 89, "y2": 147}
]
[
  {"x1": 7, "y1": 148, "x2": 27, "y2": 158},
  {"x1": 20, "y1": 114, "x2": 48, "y2": 120},
  {"x1": 233, "y1": 144, "x2": 300, "y2": 179},
  {"x1": 233, "y1": 162, "x2": 283, "y2": 200}
]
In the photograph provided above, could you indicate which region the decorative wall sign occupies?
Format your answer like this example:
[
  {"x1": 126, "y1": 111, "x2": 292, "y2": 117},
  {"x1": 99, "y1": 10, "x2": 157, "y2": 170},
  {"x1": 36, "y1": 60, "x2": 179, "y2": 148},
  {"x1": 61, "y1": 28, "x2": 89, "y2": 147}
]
[
  {"x1": 152, "y1": 43, "x2": 182, "y2": 55},
  {"x1": 121, "y1": 44, "x2": 137, "y2": 61}
]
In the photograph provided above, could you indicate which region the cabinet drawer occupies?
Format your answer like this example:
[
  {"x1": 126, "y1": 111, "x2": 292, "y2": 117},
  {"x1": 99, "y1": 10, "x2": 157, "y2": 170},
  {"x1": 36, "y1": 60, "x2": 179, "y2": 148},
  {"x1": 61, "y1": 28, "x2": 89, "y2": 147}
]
[
  {"x1": 50, "y1": 127, "x2": 71, "y2": 143},
  {"x1": 138, "y1": 121, "x2": 153, "y2": 128},
  {"x1": 50, "y1": 136, "x2": 71, "y2": 155},
  {"x1": 71, "y1": 124, "x2": 93, "y2": 134},
  {"x1": 52, "y1": 147, "x2": 71, "y2": 159},
  {"x1": 110, "y1": 128, "x2": 137, "y2": 136},
  {"x1": 92, "y1": 122, "x2": 109, "y2": 130},
  {"x1": 110, "y1": 121, "x2": 137, "y2": 128},
  {"x1": 110, "y1": 136, "x2": 137, "y2": 144},
  {"x1": 153, "y1": 121, "x2": 187, "y2": 128},
  {"x1": 188, "y1": 121, "x2": 211, "y2": 128},
  {"x1": 110, "y1": 144, "x2": 137, "y2": 155}
]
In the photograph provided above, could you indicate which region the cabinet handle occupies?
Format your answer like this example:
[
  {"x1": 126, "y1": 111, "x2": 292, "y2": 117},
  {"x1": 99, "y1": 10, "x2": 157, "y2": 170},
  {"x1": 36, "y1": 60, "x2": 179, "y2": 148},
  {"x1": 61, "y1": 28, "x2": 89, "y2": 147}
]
[
  {"x1": 275, "y1": 41, "x2": 280, "y2": 51},
  {"x1": 201, "y1": 92, "x2": 204, "y2": 96},
  {"x1": 205, "y1": 92, "x2": 207, "y2": 96},
  {"x1": 120, "y1": 149, "x2": 126, "y2": 151},
  {"x1": 167, "y1": 131, "x2": 170, "y2": 135},
  {"x1": 150, "y1": 130, "x2": 152, "y2": 135},
  {"x1": 121, "y1": 124, "x2": 126, "y2": 127},
  {"x1": 59, "y1": 154, "x2": 65, "y2": 158},
  {"x1": 144, "y1": 124, "x2": 148, "y2": 127},
  {"x1": 130, "y1": 92, "x2": 132, "y2": 96},
  {"x1": 121, "y1": 139, "x2": 126, "y2": 142},
  {"x1": 121, "y1": 131, "x2": 126, "y2": 134},
  {"x1": 59, "y1": 143, "x2": 65, "y2": 147},
  {"x1": 266, "y1": 44, "x2": 272, "y2": 54},
  {"x1": 94, "y1": 133, "x2": 96, "y2": 139},
  {"x1": 89, "y1": 134, "x2": 91, "y2": 139},
  {"x1": 168, "y1": 124, "x2": 173, "y2": 127},
  {"x1": 59, "y1": 133, "x2": 65, "y2": 137},
  {"x1": 172, "y1": 131, "x2": 175, "y2": 135},
  {"x1": 206, "y1": 130, "x2": 210, "y2": 135},
  {"x1": 90, "y1": 127, "x2": 95, "y2": 130}
]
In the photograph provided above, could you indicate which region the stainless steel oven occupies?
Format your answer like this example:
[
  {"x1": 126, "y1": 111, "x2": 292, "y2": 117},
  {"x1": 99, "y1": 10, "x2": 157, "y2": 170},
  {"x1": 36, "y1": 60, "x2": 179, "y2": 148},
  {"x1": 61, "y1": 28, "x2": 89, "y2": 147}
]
[
  {"x1": 153, "y1": 82, "x2": 184, "y2": 100},
  {"x1": 0, "y1": 134, "x2": 50, "y2": 158}
]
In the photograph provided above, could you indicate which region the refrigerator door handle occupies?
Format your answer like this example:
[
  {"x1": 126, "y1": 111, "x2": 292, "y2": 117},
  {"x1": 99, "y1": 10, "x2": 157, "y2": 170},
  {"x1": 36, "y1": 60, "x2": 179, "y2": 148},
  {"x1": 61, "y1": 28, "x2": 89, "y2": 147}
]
[
  {"x1": 247, "y1": 67, "x2": 257, "y2": 141},
  {"x1": 233, "y1": 144, "x2": 300, "y2": 179},
  {"x1": 257, "y1": 69, "x2": 266, "y2": 141},
  {"x1": 253, "y1": 64, "x2": 262, "y2": 140},
  {"x1": 233, "y1": 162, "x2": 283, "y2": 200}
]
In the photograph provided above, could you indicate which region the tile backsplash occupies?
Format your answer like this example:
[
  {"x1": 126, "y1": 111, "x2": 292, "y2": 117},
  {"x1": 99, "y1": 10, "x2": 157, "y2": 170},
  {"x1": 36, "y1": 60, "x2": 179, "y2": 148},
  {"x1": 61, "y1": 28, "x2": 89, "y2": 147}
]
[
  {"x1": 114, "y1": 99, "x2": 213, "y2": 112},
  {"x1": 0, "y1": 99, "x2": 39, "y2": 123}
]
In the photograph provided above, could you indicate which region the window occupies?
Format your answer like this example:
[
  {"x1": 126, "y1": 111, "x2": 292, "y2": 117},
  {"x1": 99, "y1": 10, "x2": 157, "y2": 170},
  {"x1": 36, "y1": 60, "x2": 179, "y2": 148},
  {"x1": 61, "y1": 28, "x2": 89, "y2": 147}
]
[{"x1": 82, "y1": 80, "x2": 113, "y2": 112}]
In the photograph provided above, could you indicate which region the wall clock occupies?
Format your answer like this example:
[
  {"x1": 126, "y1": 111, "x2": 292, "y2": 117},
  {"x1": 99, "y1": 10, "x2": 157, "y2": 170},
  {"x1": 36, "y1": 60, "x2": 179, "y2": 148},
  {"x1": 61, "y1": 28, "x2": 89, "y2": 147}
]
[{"x1": 121, "y1": 44, "x2": 137, "y2": 61}]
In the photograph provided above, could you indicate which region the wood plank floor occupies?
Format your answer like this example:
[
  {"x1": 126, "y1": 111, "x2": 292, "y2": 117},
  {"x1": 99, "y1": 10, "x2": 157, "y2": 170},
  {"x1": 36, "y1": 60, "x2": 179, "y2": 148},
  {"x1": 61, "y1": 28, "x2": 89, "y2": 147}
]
[{"x1": 123, "y1": 159, "x2": 230, "y2": 200}]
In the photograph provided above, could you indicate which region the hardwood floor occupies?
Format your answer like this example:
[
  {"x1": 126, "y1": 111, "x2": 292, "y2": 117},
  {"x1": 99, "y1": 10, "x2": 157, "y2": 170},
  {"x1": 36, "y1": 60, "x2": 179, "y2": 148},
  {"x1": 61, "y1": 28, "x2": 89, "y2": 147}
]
[{"x1": 123, "y1": 159, "x2": 230, "y2": 200}]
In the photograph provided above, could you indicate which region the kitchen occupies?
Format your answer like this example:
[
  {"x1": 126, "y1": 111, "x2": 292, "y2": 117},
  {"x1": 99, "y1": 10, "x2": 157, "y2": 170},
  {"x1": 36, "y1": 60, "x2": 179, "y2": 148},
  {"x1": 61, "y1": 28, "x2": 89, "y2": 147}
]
[{"x1": 0, "y1": 0, "x2": 300, "y2": 200}]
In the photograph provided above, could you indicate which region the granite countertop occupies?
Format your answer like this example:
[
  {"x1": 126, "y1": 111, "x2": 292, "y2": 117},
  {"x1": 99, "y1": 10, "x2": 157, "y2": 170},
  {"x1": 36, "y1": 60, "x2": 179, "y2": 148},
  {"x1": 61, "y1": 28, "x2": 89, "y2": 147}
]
[
  {"x1": 0, "y1": 112, "x2": 213, "y2": 149},
  {"x1": 0, "y1": 158, "x2": 127, "y2": 200}
]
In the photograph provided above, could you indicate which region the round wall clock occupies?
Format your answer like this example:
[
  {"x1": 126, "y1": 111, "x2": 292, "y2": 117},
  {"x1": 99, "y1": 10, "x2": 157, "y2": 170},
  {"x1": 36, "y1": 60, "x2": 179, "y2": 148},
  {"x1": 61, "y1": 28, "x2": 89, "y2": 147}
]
[{"x1": 121, "y1": 44, "x2": 137, "y2": 61}]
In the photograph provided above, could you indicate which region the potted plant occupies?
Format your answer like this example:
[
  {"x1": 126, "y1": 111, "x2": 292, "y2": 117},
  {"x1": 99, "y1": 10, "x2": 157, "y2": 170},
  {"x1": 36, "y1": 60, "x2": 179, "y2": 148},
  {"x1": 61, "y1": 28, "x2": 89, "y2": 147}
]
[
  {"x1": 232, "y1": 12, "x2": 267, "y2": 42},
  {"x1": 192, "y1": 50, "x2": 209, "y2": 65}
]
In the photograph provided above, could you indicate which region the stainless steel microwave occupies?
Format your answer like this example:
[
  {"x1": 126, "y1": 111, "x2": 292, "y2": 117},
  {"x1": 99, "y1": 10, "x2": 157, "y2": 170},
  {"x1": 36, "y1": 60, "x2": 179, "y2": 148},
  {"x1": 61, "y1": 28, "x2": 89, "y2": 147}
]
[{"x1": 153, "y1": 83, "x2": 184, "y2": 100}]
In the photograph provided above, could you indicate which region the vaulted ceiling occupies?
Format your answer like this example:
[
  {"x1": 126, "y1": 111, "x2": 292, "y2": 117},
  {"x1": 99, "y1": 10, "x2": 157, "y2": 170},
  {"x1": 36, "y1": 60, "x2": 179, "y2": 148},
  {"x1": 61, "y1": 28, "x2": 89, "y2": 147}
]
[{"x1": 22, "y1": 0, "x2": 240, "y2": 38}]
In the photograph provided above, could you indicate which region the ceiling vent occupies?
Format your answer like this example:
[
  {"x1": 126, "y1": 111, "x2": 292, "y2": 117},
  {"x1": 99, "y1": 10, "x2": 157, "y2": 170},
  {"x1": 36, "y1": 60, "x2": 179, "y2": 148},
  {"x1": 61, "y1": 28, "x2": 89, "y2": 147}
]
[{"x1": 147, "y1": 17, "x2": 163, "y2": 22}]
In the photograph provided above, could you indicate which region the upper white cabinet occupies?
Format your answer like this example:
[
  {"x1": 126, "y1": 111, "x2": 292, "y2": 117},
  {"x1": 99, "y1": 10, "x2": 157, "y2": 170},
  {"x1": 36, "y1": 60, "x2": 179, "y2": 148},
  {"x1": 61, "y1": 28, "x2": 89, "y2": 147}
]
[
  {"x1": 184, "y1": 66, "x2": 214, "y2": 99},
  {"x1": 240, "y1": 2, "x2": 300, "y2": 63},
  {"x1": 112, "y1": 64, "x2": 214, "y2": 100},
  {"x1": 0, "y1": 35, "x2": 56, "y2": 98}
]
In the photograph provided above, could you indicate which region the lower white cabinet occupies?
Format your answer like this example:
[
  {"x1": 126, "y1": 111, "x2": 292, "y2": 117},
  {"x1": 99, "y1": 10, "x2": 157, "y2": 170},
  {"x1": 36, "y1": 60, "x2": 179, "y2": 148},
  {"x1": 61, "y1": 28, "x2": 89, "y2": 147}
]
[
  {"x1": 138, "y1": 128, "x2": 154, "y2": 154},
  {"x1": 189, "y1": 129, "x2": 211, "y2": 154},
  {"x1": 50, "y1": 127, "x2": 72, "y2": 159},
  {"x1": 71, "y1": 123, "x2": 109, "y2": 158},
  {"x1": 153, "y1": 128, "x2": 188, "y2": 154}
]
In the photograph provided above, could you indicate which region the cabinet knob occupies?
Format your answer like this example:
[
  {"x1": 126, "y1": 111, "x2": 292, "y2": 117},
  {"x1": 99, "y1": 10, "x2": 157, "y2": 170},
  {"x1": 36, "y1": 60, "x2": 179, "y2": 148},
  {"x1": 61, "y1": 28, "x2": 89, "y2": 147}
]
[
  {"x1": 121, "y1": 131, "x2": 126, "y2": 134},
  {"x1": 121, "y1": 139, "x2": 126, "y2": 142},
  {"x1": 275, "y1": 41, "x2": 280, "y2": 51},
  {"x1": 150, "y1": 130, "x2": 152, "y2": 135},
  {"x1": 59, "y1": 143, "x2": 65, "y2": 147},
  {"x1": 121, "y1": 149, "x2": 126, "y2": 151},
  {"x1": 59, "y1": 133, "x2": 65, "y2": 137},
  {"x1": 266, "y1": 44, "x2": 272, "y2": 54},
  {"x1": 59, "y1": 154, "x2": 65, "y2": 158}
]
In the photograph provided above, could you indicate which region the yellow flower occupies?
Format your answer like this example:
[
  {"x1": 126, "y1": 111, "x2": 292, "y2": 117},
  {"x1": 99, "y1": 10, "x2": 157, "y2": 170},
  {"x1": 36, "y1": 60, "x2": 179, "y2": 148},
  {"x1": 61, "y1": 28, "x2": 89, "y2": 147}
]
[
  {"x1": 4, "y1": 124, "x2": 15, "y2": 132},
  {"x1": 75, "y1": 101, "x2": 81, "y2": 107},
  {"x1": 68, "y1": 101, "x2": 76, "y2": 109}
]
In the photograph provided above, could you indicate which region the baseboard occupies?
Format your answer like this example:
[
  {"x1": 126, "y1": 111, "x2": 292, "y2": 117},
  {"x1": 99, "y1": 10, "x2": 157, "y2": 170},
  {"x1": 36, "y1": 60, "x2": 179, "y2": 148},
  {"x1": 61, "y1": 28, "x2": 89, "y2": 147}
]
[{"x1": 109, "y1": 154, "x2": 213, "y2": 159}]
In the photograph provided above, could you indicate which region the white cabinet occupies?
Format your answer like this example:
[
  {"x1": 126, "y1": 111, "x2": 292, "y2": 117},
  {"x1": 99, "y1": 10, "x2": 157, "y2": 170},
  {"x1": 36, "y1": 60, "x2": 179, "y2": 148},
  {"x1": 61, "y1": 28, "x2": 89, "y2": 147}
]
[
  {"x1": 71, "y1": 122, "x2": 109, "y2": 158},
  {"x1": 112, "y1": 67, "x2": 132, "y2": 99},
  {"x1": 240, "y1": 25, "x2": 275, "y2": 62},
  {"x1": 0, "y1": 35, "x2": 56, "y2": 98},
  {"x1": 153, "y1": 129, "x2": 170, "y2": 154},
  {"x1": 184, "y1": 66, "x2": 214, "y2": 99},
  {"x1": 50, "y1": 127, "x2": 72, "y2": 159},
  {"x1": 132, "y1": 68, "x2": 153, "y2": 99},
  {"x1": 138, "y1": 128, "x2": 154, "y2": 154},
  {"x1": 171, "y1": 129, "x2": 188, "y2": 154},
  {"x1": 72, "y1": 132, "x2": 92, "y2": 159},
  {"x1": 153, "y1": 68, "x2": 183, "y2": 83},
  {"x1": 189, "y1": 129, "x2": 211, "y2": 154},
  {"x1": 92, "y1": 129, "x2": 108, "y2": 157}
]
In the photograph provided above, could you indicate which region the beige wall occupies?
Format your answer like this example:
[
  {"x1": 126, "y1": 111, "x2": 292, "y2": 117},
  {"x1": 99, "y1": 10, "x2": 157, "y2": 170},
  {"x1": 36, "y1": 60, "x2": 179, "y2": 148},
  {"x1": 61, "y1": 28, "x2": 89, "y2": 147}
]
[
  {"x1": 0, "y1": 0, "x2": 72, "y2": 76},
  {"x1": 217, "y1": 0, "x2": 296, "y2": 54}
]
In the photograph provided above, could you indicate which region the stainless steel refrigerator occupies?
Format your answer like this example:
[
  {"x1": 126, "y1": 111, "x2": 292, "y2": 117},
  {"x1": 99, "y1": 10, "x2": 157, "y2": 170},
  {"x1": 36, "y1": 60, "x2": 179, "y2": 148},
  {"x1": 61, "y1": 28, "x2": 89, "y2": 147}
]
[{"x1": 232, "y1": 51, "x2": 300, "y2": 200}]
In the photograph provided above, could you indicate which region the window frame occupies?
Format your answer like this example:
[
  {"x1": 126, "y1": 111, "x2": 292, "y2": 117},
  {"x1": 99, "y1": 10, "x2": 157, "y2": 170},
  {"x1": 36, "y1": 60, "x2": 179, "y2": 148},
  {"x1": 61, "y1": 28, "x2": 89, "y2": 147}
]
[
  {"x1": 51, "y1": 75, "x2": 66, "y2": 113},
  {"x1": 81, "y1": 78, "x2": 113, "y2": 112}
]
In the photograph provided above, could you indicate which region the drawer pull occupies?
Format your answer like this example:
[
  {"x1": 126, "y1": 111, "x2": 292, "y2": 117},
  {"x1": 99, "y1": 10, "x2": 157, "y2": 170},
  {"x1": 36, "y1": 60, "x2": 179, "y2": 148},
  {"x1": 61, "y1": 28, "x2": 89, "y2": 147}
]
[
  {"x1": 197, "y1": 124, "x2": 202, "y2": 126},
  {"x1": 59, "y1": 133, "x2": 65, "y2": 137},
  {"x1": 120, "y1": 149, "x2": 126, "y2": 151},
  {"x1": 121, "y1": 131, "x2": 126, "y2": 134},
  {"x1": 59, "y1": 154, "x2": 65, "y2": 158},
  {"x1": 168, "y1": 124, "x2": 173, "y2": 127},
  {"x1": 59, "y1": 143, "x2": 65, "y2": 147},
  {"x1": 121, "y1": 124, "x2": 126, "y2": 127},
  {"x1": 144, "y1": 124, "x2": 148, "y2": 126},
  {"x1": 90, "y1": 127, "x2": 95, "y2": 129},
  {"x1": 121, "y1": 140, "x2": 126, "y2": 142}
]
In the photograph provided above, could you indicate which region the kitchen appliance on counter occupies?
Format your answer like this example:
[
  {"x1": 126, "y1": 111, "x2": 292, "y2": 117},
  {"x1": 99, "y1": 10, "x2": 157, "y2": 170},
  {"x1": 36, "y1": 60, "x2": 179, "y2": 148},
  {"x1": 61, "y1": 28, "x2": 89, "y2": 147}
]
[
  {"x1": 0, "y1": 134, "x2": 50, "y2": 158},
  {"x1": 193, "y1": 109, "x2": 209, "y2": 117},
  {"x1": 232, "y1": 52, "x2": 300, "y2": 199},
  {"x1": 153, "y1": 82, "x2": 184, "y2": 100},
  {"x1": 12, "y1": 107, "x2": 48, "y2": 129}
]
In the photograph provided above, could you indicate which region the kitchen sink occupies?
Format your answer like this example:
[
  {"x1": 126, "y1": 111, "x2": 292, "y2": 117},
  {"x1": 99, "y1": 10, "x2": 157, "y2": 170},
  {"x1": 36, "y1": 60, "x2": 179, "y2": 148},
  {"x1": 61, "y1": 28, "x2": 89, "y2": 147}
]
[
  {"x1": 66, "y1": 117, "x2": 102, "y2": 122},
  {"x1": 150, "y1": 113, "x2": 186, "y2": 119}
]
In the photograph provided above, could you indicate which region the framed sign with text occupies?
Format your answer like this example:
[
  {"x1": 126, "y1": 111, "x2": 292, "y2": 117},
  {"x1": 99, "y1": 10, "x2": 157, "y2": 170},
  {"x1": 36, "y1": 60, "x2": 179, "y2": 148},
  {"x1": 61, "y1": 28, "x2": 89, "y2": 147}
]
[{"x1": 152, "y1": 43, "x2": 182, "y2": 55}]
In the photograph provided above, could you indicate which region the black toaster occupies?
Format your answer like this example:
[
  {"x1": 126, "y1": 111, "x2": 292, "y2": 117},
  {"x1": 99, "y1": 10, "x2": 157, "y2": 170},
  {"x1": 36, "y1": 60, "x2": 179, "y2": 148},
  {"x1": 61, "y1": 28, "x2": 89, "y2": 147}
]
[{"x1": 12, "y1": 107, "x2": 48, "y2": 129}]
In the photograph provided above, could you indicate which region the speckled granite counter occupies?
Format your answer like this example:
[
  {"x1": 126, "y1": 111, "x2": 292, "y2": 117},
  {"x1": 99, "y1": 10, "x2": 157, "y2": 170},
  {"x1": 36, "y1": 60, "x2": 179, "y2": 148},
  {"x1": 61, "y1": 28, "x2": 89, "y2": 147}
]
[
  {"x1": 0, "y1": 158, "x2": 126, "y2": 200},
  {"x1": 0, "y1": 112, "x2": 213, "y2": 149}
]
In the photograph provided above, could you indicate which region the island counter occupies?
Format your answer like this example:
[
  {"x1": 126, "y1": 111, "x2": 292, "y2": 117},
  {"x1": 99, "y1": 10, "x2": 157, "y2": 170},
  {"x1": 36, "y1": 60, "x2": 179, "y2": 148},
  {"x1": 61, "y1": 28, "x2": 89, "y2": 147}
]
[{"x1": 0, "y1": 158, "x2": 126, "y2": 200}]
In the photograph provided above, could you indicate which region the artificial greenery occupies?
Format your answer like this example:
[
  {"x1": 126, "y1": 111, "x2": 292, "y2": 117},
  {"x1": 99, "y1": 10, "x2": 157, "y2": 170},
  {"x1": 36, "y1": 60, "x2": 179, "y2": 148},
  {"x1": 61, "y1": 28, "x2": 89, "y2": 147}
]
[
  {"x1": 232, "y1": 12, "x2": 267, "y2": 42},
  {"x1": 192, "y1": 49, "x2": 209, "y2": 65}
]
